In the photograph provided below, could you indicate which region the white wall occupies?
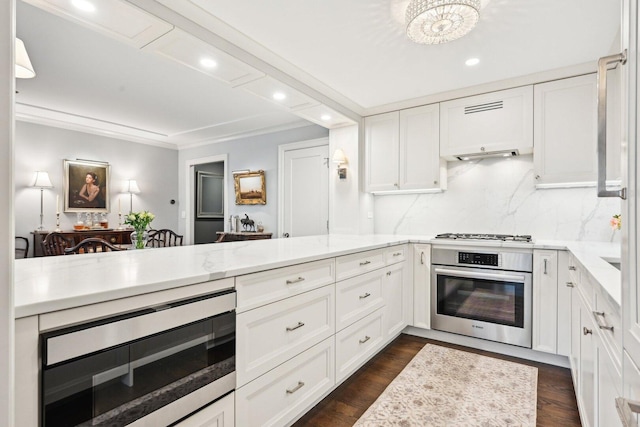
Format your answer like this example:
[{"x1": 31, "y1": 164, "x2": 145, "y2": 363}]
[
  {"x1": 374, "y1": 155, "x2": 622, "y2": 242},
  {"x1": 15, "y1": 121, "x2": 179, "y2": 255},
  {"x1": 178, "y1": 125, "x2": 329, "y2": 237}
]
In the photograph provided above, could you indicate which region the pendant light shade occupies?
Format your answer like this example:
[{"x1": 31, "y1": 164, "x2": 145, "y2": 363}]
[
  {"x1": 15, "y1": 38, "x2": 36, "y2": 79},
  {"x1": 406, "y1": 0, "x2": 480, "y2": 45}
]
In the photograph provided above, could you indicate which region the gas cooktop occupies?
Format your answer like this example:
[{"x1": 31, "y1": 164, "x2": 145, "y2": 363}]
[{"x1": 434, "y1": 233, "x2": 533, "y2": 243}]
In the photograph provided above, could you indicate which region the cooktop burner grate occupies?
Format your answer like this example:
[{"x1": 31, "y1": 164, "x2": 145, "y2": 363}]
[{"x1": 434, "y1": 233, "x2": 533, "y2": 243}]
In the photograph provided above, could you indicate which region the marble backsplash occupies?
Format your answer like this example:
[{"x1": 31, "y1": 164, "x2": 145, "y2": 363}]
[{"x1": 373, "y1": 155, "x2": 622, "y2": 242}]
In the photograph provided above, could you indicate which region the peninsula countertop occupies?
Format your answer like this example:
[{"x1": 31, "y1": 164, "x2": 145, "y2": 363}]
[{"x1": 14, "y1": 234, "x2": 621, "y2": 319}]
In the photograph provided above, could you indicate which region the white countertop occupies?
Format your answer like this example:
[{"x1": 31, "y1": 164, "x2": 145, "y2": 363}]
[{"x1": 14, "y1": 234, "x2": 621, "y2": 318}]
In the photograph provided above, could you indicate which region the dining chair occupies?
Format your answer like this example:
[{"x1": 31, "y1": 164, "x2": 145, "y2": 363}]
[
  {"x1": 41, "y1": 232, "x2": 73, "y2": 256},
  {"x1": 64, "y1": 237, "x2": 124, "y2": 254},
  {"x1": 15, "y1": 236, "x2": 29, "y2": 259},
  {"x1": 146, "y1": 229, "x2": 184, "y2": 248}
]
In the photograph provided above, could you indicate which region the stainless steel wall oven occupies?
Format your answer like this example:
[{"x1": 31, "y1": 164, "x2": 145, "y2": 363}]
[
  {"x1": 431, "y1": 245, "x2": 533, "y2": 348},
  {"x1": 40, "y1": 289, "x2": 236, "y2": 427}
]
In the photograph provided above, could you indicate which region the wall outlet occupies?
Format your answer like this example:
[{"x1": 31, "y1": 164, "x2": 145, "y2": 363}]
[{"x1": 367, "y1": 211, "x2": 373, "y2": 219}]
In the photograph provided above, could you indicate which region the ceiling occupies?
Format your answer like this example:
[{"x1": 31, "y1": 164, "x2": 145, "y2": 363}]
[{"x1": 15, "y1": 0, "x2": 621, "y2": 148}]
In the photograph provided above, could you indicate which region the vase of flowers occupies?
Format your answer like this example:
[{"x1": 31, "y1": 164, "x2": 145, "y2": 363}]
[
  {"x1": 125, "y1": 210, "x2": 155, "y2": 249},
  {"x1": 610, "y1": 214, "x2": 622, "y2": 231}
]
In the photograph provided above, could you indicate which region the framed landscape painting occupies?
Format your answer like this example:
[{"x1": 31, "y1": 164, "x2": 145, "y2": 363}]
[
  {"x1": 64, "y1": 159, "x2": 110, "y2": 212},
  {"x1": 234, "y1": 170, "x2": 266, "y2": 205}
]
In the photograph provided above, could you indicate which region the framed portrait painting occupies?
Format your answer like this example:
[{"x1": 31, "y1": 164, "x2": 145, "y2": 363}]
[
  {"x1": 234, "y1": 170, "x2": 266, "y2": 205},
  {"x1": 64, "y1": 159, "x2": 110, "y2": 212}
]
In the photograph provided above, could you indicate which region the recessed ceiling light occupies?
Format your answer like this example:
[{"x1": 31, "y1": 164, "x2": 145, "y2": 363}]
[
  {"x1": 465, "y1": 57, "x2": 480, "y2": 66},
  {"x1": 320, "y1": 114, "x2": 331, "y2": 121},
  {"x1": 199, "y1": 58, "x2": 217, "y2": 68},
  {"x1": 272, "y1": 92, "x2": 287, "y2": 101},
  {"x1": 71, "y1": 0, "x2": 96, "y2": 12}
]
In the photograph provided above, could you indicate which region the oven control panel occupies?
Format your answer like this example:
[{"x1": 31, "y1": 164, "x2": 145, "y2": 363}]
[{"x1": 458, "y1": 251, "x2": 500, "y2": 267}]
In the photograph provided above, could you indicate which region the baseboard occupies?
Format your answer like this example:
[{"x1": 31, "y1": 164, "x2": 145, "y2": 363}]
[{"x1": 404, "y1": 326, "x2": 571, "y2": 368}]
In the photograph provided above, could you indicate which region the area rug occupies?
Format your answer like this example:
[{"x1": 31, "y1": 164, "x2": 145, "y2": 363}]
[{"x1": 353, "y1": 344, "x2": 538, "y2": 427}]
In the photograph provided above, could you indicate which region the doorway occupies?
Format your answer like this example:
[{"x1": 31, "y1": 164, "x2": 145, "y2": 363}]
[
  {"x1": 278, "y1": 138, "x2": 329, "y2": 238},
  {"x1": 185, "y1": 154, "x2": 228, "y2": 245}
]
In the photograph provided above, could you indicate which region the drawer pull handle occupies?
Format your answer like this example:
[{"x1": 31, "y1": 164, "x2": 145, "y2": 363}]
[
  {"x1": 616, "y1": 397, "x2": 640, "y2": 427},
  {"x1": 359, "y1": 336, "x2": 371, "y2": 344},
  {"x1": 543, "y1": 259, "x2": 548, "y2": 275},
  {"x1": 569, "y1": 266, "x2": 576, "y2": 271},
  {"x1": 359, "y1": 292, "x2": 371, "y2": 300},
  {"x1": 420, "y1": 251, "x2": 426, "y2": 265},
  {"x1": 566, "y1": 282, "x2": 574, "y2": 288},
  {"x1": 286, "y1": 381, "x2": 305, "y2": 394},
  {"x1": 393, "y1": 252, "x2": 402, "y2": 257},
  {"x1": 286, "y1": 321, "x2": 305, "y2": 332},
  {"x1": 583, "y1": 327, "x2": 593, "y2": 335},
  {"x1": 593, "y1": 311, "x2": 614, "y2": 331},
  {"x1": 286, "y1": 276, "x2": 305, "y2": 285},
  {"x1": 360, "y1": 261, "x2": 371, "y2": 266}
]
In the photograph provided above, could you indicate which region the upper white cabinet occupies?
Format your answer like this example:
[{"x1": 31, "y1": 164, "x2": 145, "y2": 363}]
[
  {"x1": 364, "y1": 105, "x2": 445, "y2": 193},
  {"x1": 440, "y1": 86, "x2": 533, "y2": 160},
  {"x1": 533, "y1": 74, "x2": 621, "y2": 188}
]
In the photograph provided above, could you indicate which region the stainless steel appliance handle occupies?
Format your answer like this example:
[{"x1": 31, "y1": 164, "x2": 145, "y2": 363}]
[
  {"x1": 597, "y1": 50, "x2": 627, "y2": 199},
  {"x1": 45, "y1": 290, "x2": 236, "y2": 366},
  {"x1": 434, "y1": 267, "x2": 526, "y2": 283}
]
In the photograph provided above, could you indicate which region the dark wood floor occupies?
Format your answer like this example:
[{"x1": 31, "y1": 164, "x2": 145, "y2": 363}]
[{"x1": 293, "y1": 334, "x2": 581, "y2": 427}]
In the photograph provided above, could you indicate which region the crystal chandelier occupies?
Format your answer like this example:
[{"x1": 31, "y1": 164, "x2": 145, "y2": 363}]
[{"x1": 406, "y1": 0, "x2": 481, "y2": 45}]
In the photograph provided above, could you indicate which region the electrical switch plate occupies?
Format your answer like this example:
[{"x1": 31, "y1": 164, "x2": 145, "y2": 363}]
[{"x1": 367, "y1": 212, "x2": 373, "y2": 219}]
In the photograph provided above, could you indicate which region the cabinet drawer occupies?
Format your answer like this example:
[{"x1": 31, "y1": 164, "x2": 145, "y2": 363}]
[
  {"x1": 336, "y1": 269, "x2": 385, "y2": 332},
  {"x1": 336, "y1": 248, "x2": 386, "y2": 281},
  {"x1": 236, "y1": 258, "x2": 335, "y2": 312},
  {"x1": 335, "y1": 307, "x2": 385, "y2": 383},
  {"x1": 173, "y1": 392, "x2": 234, "y2": 427},
  {"x1": 236, "y1": 337, "x2": 335, "y2": 427},
  {"x1": 236, "y1": 285, "x2": 334, "y2": 386},
  {"x1": 579, "y1": 270, "x2": 596, "y2": 309},
  {"x1": 595, "y1": 286, "x2": 622, "y2": 366},
  {"x1": 385, "y1": 245, "x2": 407, "y2": 265}
]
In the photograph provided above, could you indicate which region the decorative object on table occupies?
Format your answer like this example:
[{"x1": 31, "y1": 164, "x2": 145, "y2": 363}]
[
  {"x1": 197, "y1": 171, "x2": 224, "y2": 218},
  {"x1": 73, "y1": 212, "x2": 84, "y2": 230},
  {"x1": 611, "y1": 214, "x2": 622, "y2": 230},
  {"x1": 256, "y1": 221, "x2": 264, "y2": 232},
  {"x1": 125, "y1": 210, "x2": 155, "y2": 249},
  {"x1": 124, "y1": 179, "x2": 141, "y2": 213},
  {"x1": 31, "y1": 170, "x2": 53, "y2": 231},
  {"x1": 240, "y1": 214, "x2": 255, "y2": 231},
  {"x1": 64, "y1": 159, "x2": 110, "y2": 213},
  {"x1": 234, "y1": 170, "x2": 266, "y2": 205}
]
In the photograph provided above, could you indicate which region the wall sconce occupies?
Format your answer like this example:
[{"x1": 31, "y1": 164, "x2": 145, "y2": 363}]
[
  {"x1": 31, "y1": 171, "x2": 53, "y2": 230},
  {"x1": 125, "y1": 179, "x2": 140, "y2": 213},
  {"x1": 16, "y1": 38, "x2": 36, "y2": 79},
  {"x1": 332, "y1": 148, "x2": 348, "y2": 180}
]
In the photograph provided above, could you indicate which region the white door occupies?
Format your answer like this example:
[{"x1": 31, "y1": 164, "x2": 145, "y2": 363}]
[{"x1": 281, "y1": 144, "x2": 329, "y2": 238}]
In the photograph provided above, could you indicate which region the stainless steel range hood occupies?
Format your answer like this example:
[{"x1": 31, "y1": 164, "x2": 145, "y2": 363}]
[{"x1": 455, "y1": 149, "x2": 519, "y2": 161}]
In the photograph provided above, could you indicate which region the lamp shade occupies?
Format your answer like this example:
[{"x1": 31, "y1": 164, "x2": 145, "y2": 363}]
[
  {"x1": 127, "y1": 180, "x2": 141, "y2": 194},
  {"x1": 31, "y1": 171, "x2": 53, "y2": 188},
  {"x1": 15, "y1": 38, "x2": 36, "y2": 79},
  {"x1": 332, "y1": 148, "x2": 348, "y2": 164}
]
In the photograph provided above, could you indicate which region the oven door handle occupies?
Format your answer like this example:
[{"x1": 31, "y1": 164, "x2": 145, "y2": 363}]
[{"x1": 434, "y1": 267, "x2": 526, "y2": 283}]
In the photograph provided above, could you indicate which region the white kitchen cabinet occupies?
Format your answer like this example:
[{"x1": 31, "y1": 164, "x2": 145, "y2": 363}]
[
  {"x1": 335, "y1": 268, "x2": 385, "y2": 332},
  {"x1": 579, "y1": 307, "x2": 597, "y2": 427},
  {"x1": 383, "y1": 260, "x2": 412, "y2": 339},
  {"x1": 173, "y1": 392, "x2": 234, "y2": 427},
  {"x1": 440, "y1": 85, "x2": 533, "y2": 160},
  {"x1": 364, "y1": 105, "x2": 445, "y2": 193},
  {"x1": 557, "y1": 251, "x2": 573, "y2": 357},
  {"x1": 533, "y1": 74, "x2": 621, "y2": 188},
  {"x1": 236, "y1": 285, "x2": 335, "y2": 387},
  {"x1": 412, "y1": 243, "x2": 431, "y2": 330},
  {"x1": 597, "y1": 339, "x2": 622, "y2": 427},
  {"x1": 235, "y1": 337, "x2": 335, "y2": 427},
  {"x1": 532, "y1": 250, "x2": 559, "y2": 354}
]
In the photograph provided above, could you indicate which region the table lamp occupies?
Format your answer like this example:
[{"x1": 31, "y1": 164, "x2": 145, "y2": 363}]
[{"x1": 31, "y1": 171, "x2": 53, "y2": 231}]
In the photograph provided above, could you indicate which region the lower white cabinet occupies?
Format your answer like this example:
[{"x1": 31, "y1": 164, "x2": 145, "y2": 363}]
[
  {"x1": 597, "y1": 340, "x2": 622, "y2": 426},
  {"x1": 335, "y1": 269, "x2": 385, "y2": 332},
  {"x1": 412, "y1": 244, "x2": 431, "y2": 330},
  {"x1": 532, "y1": 250, "x2": 559, "y2": 353},
  {"x1": 235, "y1": 337, "x2": 335, "y2": 427},
  {"x1": 174, "y1": 392, "x2": 235, "y2": 427},
  {"x1": 383, "y1": 261, "x2": 412, "y2": 339},
  {"x1": 579, "y1": 306, "x2": 597, "y2": 427},
  {"x1": 335, "y1": 307, "x2": 385, "y2": 383},
  {"x1": 236, "y1": 285, "x2": 335, "y2": 387}
]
